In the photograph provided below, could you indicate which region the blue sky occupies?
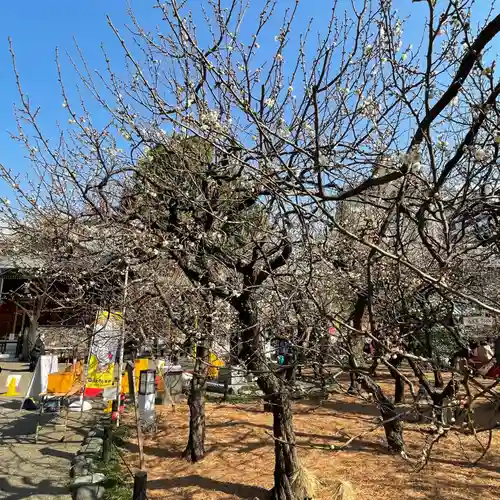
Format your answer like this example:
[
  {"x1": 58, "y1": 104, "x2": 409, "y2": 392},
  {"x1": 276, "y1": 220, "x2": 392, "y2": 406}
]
[{"x1": 0, "y1": 1, "x2": 498, "y2": 199}]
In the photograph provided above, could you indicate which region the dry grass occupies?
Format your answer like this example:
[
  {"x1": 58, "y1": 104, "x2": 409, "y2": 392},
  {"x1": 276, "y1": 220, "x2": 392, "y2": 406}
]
[{"x1": 123, "y1": 380, "x2": 500, "y2": 500}]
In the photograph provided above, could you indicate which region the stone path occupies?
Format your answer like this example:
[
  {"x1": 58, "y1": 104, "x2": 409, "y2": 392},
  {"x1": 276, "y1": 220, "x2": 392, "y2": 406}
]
[{"x1": 0, "y1": 362, "x2": 96, "y2": 499}]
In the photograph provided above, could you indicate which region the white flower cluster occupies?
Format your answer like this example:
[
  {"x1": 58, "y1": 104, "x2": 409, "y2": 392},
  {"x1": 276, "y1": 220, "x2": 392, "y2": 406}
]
[
  {"x1": 360, "y1": 96, "x2": 380, "y2": 120},
  {"x1": 265, "y1": 98, "x2": 275, "y2": 108},
  {"x1": 465, "y1": 145, "x2": 488, "y2": 162},
  {"x1": 461, "y1": 142, "x2": 496, "y2": 162},
  {"x1": 199, "y1": 109, "x2": 222, "y2": 132},
  {"x1": 400, "y1": 146, "x2": 421, "y2": 170}
]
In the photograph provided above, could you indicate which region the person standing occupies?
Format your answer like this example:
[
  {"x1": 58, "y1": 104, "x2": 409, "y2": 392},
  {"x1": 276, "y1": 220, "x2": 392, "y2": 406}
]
[
  {"x1": 29, "y1": 334, "x2": 45, "y2": 372},
  {"x1": 495, "y1": 336, "x2": 500, "y2": 364}
]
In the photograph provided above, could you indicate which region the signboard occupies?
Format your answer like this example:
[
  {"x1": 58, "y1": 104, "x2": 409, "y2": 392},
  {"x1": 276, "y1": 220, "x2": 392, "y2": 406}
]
[
  {"x1": 85, "y1": 311, "x2": 122, "y2": 396},
  {"x1": 463, "y1": 316, "x2": 494, "y2": 327}
]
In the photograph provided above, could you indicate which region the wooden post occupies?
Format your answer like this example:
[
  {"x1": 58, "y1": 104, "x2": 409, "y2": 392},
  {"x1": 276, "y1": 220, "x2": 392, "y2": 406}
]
[
  {"x1": 133, "y1": 470, "x2": 147, "y2": 500},
  {"x1": 102, "y1": 425, "x2": 112, "y2": 464},
  {"x1": 12, "y1": 306, "x2": 18, "y2": 337},
  {"x1": 127, "y1": 361, "x2": 145, "y2": 469}
]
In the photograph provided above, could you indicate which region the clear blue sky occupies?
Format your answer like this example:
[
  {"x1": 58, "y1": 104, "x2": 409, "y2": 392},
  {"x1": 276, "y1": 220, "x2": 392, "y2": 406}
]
[{"x1": 0, "y1": 1, "x2": 497, "y2": 199}]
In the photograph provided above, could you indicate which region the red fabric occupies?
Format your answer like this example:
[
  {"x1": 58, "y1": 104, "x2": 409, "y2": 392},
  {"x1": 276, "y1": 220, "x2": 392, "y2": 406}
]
[
  {"x1": 84, "y1": 387, "x2": 103, "y2": 397},
  {"x1": 485, "y1": 364, "x2": 500, "y2": 379}
]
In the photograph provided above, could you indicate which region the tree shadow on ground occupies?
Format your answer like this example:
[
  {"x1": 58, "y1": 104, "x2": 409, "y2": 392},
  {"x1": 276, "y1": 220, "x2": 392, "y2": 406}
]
[
  {"x1": 0, "y1": 406, "x2": 92, "y2": 444},
  {"x1": 0, "y1": 477, "x2": 68, "y2": 500},
  {"x1": 0, "y1": 400, "x2": 25, "y2": 410},
  {"x1": 126, "y1": 433, "x2": 271, "y2": 460},
  {"x1": 123, "y1": 439, "x2": 184, "y2": 459},
  {"x1": 39, "y1": 446, "x2": 74, "y2": 460},
  {"x1": 432, "y1": 456, "x2": 500, "y2": 475},
  {"x1": 148, "y1": 475, "x2": 269, "y2": 499},
  {"x1": 394, "y1": 476, "x2": 500, "y2": 500},
  {"x1": 150, "y1": 417, "x2": 390, "y2": 460},
  {"x1": 305, "y1": 398, "x2": 381, "y2": 418}
]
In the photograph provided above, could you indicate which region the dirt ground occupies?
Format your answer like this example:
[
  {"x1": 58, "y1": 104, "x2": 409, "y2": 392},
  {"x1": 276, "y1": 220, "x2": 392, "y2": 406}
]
[{"x1": 123, "y1": 380, "x2": 500, "y2": 500}]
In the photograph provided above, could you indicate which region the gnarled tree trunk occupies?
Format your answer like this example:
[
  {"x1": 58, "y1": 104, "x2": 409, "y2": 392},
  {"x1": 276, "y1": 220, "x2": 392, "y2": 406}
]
[
  {"x1": 237, "y1": 295, "x2": 303, "y2": 500},
  {"x1": 425, "y1": 330, "x2": 443, "y2": 388},
  {"x1": 433, "y1": 368, "x2": 444, "y2": 388},
  {"x1": 359, "y1": 375, "x2": 405, "y2": 453},
  {"x1": 387, "y1": 356, "x2": 405, "y2": 404},
  {"x1": 264, "y1": 384, "x2": 300, "y2": 500},
  {"x1": 347, "y1": 292, "x2": 368, "y2": 394},
  {"x1": 184, "y1": 338, "x2": 209, "y2": 462}
]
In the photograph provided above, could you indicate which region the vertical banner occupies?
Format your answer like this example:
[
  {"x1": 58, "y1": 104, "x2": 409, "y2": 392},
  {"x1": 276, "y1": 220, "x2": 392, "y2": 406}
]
[{"x1": 85, "y1": 311, "x2": 122, "y2": 397}]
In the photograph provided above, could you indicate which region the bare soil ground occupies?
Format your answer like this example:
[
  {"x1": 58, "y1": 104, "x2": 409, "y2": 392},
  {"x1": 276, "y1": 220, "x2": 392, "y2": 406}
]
[{"x1": 123, "y1": 378, "x2": 500, "y2": 500}]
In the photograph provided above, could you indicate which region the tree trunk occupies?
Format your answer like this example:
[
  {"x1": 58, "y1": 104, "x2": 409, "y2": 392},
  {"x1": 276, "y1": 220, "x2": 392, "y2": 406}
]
[
  {"x1": 394, "y1": 373, "x2": 405, "y2": 404},
  {"x1": 267, "y1": 391, "x2": 300, "y2": 500},
  {"x1": 347, "y1": 370, "x2": 359, "y2": 395},
  {"x1": 347, "y1": 292, "x2": 367, "y2": 394},
  {"x1": 433, "y1": 368, "x2": 444, "y2": 388},
  {"x1": 22, "y1": 294, "x2": 44, "y2": 361},
  {"x1": 387, "y1": 356, "x2": 405, "y2": 404},
  {"x1": 183, "y1": 340, "x2": 208, "y2": 462},
  {"x1": 424, "y1": 330, "x2": 443, "y2": 387},
  {"x1": 236, "y1": 295, "x2": 303, "y2": 499},
  {"x1": 23, "y1": 315, "x2": 38, "y2": 361},
  {"x1": 359, "y1": 375, "x2": 405, "y2": 453}
]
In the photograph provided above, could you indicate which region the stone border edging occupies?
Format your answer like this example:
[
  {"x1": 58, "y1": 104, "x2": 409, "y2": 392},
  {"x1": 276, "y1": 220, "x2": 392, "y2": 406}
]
[{"x1": 69, "y1": 418, "x2": 108, "y2": 500}]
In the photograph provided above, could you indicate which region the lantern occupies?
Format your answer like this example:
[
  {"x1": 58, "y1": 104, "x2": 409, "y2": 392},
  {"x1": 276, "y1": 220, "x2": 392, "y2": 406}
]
[
  {"x1": 139, "y1": 370, "x2": 156, "y2": 395},
  {"x1": 138, "y1": 369, "x2": 156, "y2": 428}
]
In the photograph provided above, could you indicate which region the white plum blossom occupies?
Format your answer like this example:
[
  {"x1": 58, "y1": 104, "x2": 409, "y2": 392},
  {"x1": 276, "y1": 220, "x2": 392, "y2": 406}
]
[
  {"x1": 437, "y1": 138, "x2": 448, "y2": 150},
  {"x1": 303, "y1": 123, "x2": 314, "y2": 139},
  {"x1": 360, "y1": 96, "x2": 380, "y2": 119},
  {"x1": 318, "y1": 153, "x2": 329, "y2": 166},
  {"x1": 199, "y1": 109, "x2": 222, "y2": 131},
  {"x1": 401, "y1": 146, "x2": 421, "y2": 166},
  {"x1": 473, "y1": 147, "x2": 487, "y2": 161}
]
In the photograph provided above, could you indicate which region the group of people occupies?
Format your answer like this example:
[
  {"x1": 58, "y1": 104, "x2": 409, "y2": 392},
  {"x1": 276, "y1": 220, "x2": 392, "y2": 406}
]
[{"x1": 453, "y1": 337, "x2": 500, "y2": 378}]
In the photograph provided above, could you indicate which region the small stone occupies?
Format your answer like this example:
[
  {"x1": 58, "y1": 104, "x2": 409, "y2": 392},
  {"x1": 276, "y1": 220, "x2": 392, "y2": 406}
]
[
  {"x1": 84, "y1": 436, "x2": 104, "y2": 446},
  {"x1": 72, "y1": 455, "x2": 86, "y2": 466},
  {"x1": 79, "y1": 440, "x2": 102, "y2": 457},
  {"x1": 87, "y1": 427, "x2": 105, "y2": 439},
  {"x1": 74, "y1": 485, "x2": 105, "y2": 500},
  {"x1": 70, "y1": 473, "x2": 106, "y2": 488},
  {"x1": 71, "y1": 461, "x2": 89, "y2": 478}
]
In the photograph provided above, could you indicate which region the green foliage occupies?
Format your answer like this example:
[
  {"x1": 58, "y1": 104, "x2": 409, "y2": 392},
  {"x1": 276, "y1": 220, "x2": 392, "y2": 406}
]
[
  {"x1": 124, "y1": 134, "x2": 271, "y2": 263},
  {"x1": 94, "y1": 425, "x2": 133, "y2": 500},
  {"x1": 410, "y1": 325, "x2": 460, "y2": 360}
]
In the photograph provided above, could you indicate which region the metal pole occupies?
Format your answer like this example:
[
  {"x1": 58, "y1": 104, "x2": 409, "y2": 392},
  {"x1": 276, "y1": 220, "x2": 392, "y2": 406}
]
[
  {"x1": 115, "y1": 264, "x2": 129, "y2": 427},
  {"x1": 79, "y1": 311, "x2": 98, "y2": 419}
]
